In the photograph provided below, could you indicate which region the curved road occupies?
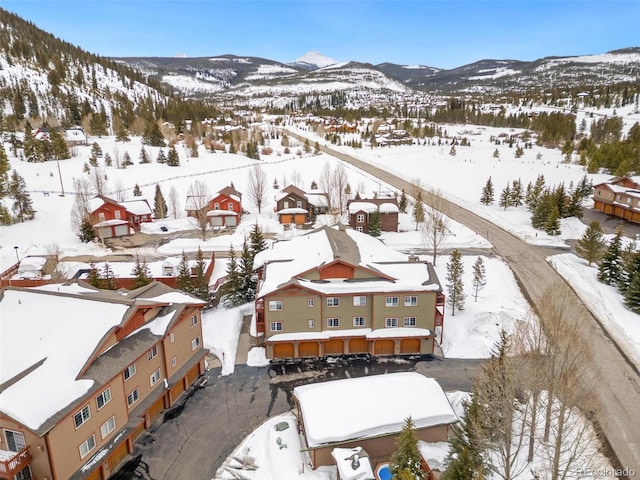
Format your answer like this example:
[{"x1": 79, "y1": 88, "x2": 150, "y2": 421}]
[{"x1": 287, "y1": 130, "x2": 640, "y2": 475}]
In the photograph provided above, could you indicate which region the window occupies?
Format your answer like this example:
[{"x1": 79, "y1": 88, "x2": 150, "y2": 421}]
[
  {"x1": 296, "y1": 200, "x2": 303, "y2": 208},
  {"x1": 404, "y1": 296, "x2": 418, "y2": 306},
  {"x1": 124, "y1": 363, "x2": 136, "y2": 381},
  {"x1": 213, "y1": 202, "x2": 220, "y2": 210},
  {"x1": 353, "y1": 316, "x2": 366, "y2": 327},
  {"x1": 385, "y1": 296, "x2": 399, "y2": 307},
  {"x1": 283, "y1": 201, "x2": 289, "y2": 209},
  {"x1": 228, "y1": 202, "x2": 234, "y2": 211},
  {"x1": 169, "y1": 332, "x2": 175, "y2": 343},
  {"x1": 307, "y1": 298, "x2": 315, "y2": 307},
  {"x1": 190, "y1": 315, "x2": 199, "y2": 328},
  {"x1": 79, "y1": 435, "x2": 96, "y2": 459},
  {"x1": 147, "y1": 345, "x2": 158, "y2": 361},
  {"x1": 127, "y1": 388, "x2": 140, "y2": 407},
  {"x1": 269, "y1": 300, "x2": 283, "y2": 311},
  {"x1": 327, "y1": 297, "x2": 340, "y2": 307},
  {"x1": 114, "y1": 210, "x2": 121, "y2": 219},
  {"x1": 96, "y1": 388, "x2": 112, "y2": 410},
  {"x1": 73, "y1": 405, "x2": 91, "y2": 429},
  {"x1": 192, "y1": 337, "x2": 200, "y2": 350},
  {"x1": 385, "y1": 317, "x2": 398, "y2": 327},
  {"x1": 404, "y1": 317, "x2": 417, "y2": 327},
  {"x1": 353, "y1": 295, "x2": 367, "y2": 306},
  {"x1": 171, "y1": 356, "x2": 177, "y2": 367},
  {"x1": 150, "y1": 368, "x2": 161, "y2": 386},
  {"x1": 327, "y1": 318, "x2": 340, "y2": 328},
  {"x1": 356, "y1": 226, "x2": 363, "y2": 233},
  {"x1": 307, "y1": 319, "x2": 315, "y2": 328},
  {"x1": 356, "y1": 213, "x2": 365, "y2": 223},
  {"x1": 270, "y1": 321, "x2": 283, "y2": 332},
  {"x1": 4, "y1": 430, "x2": 26, "y2": 452},
  {"x1": 100, "y1": 416, "x2": 116, "y2": 439}
]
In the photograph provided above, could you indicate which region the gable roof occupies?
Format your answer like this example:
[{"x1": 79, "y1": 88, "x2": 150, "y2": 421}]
[
  {"x1": 88, "y1": 195, "x2": 125, "y2": 214},
  {"x1": 217, "y1": 184, "x2": 242, "y2": 200}
]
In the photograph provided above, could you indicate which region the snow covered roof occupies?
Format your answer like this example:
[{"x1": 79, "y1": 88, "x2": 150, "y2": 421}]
[
  {"x1": 277, "y1": 208, "x2": 308, "y2": 214},
  {"x1": 379, "y1": 202, "x2": 400, "y2": 213},
  {"x1": 121, "y1": 199, "x2": 152, "y2": 215},
  {"x1": 255, "y1": 226, "x2": 440, "y2": 298},
  {"x1": 331, "y1": 447, "x2": 374, "y2": 480},
  {"x1": 0, "y1": 289, "x2": 131, "y2": 430},
  {"x1": 305, "y1": 193, "x2": 329, "y2": 208},
  {"x1": 348, "y1": 202, "x2": 378, "y2": 214},
  {"x1": 18, "y1": 256, "x2": 47, "y2": 272},
  {"x1": 268, "y1": 327, "x2": 431, "y2": 343},
  {"x1": 88, "y1": 196, "x2": 106, "y2": 212},
  {"x1": 207, "y1": 209, "x2": 238, "y2": 217},
  {"x1": 294, "y1": 372, "x2": 457, "y2": 448},
  {"x1": 93, "y1": 219, "x2": 129, "y2": 227}
]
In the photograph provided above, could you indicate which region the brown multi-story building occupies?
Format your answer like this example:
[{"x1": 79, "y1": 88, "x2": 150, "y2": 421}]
[
  {"x1": 347, "y1": 197, "x2": 400, "y2": 234},
  {"x1": 592, "y1": 176, "x2": 640, "y2": 224},
  {"x1": 0, "y1": 282, "x2": 208, "y2": 480},
  {"x1": 275, "y1": 185, "x2": 329, "y2": 225},
  {"x1": 253, "y1": 225, "x2": 445, "y2": 361}
]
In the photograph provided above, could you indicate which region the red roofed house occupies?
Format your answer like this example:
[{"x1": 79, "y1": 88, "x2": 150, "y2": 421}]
[
  {"x1": 89, "y1": 196, "x2": 154, "y2": 239},
  {"x1": 186, "y1": 185, "x2": 243, "y2": 227}
]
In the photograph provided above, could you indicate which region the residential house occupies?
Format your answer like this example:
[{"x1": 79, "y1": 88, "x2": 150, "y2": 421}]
[
  {"x1": 88, "y1": 196, "x2": 154, "y2": 239},
  {"x1": 293, "y1": 372, "x2": 457, "y2": 469},
  {"x1": 347, "y1": 197, "x2": 399, "y2": 234},
  {"x1": 275, "y1": 185, "x2": 329, "y2": 225},
  {"x1": 0, "y1": 282, "x2": 208, "y2": 480},
  {"x1": 65, "y1": 128, "x2": 88, "y2": 147},
  {"x1": 185, "y1": 185, "x2": 243, "y2": 227},
  {"x1": 592, "y1": 176, "x2": 640, "y2": 224},
  {"x1": 253, "y1": 225, "x2": 445, "y2": 361}
]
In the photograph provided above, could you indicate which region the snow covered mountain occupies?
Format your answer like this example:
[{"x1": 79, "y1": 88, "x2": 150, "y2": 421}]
[{"x1": 289, "y1": 51, "x2": 337, "y2": 70}]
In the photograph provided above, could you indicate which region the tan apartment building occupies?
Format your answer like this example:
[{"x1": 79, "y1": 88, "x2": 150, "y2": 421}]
[
  {"x1": 253, "y1": 225, "x2": 445, "y2": 361},
  {"x1": 592, "y1": 176, "x2": 640, "y2": 224},
  {"x1": 0, "y1": 282, "x2": 208, "y2": 480}
]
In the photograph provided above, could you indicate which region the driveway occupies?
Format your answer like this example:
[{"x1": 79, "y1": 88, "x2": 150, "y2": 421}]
[{"x1": 112, "y1": 357, "x2": 481, "y2": 480}]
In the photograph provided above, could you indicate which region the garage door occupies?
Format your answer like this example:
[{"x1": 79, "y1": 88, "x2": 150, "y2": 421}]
[
  {"x1": 348, "y1": 338, "x2": 369, "y2": 354},
  {"x1": 210, "y1": 216, "x2": 223, "y2": 226},
  {"x1": 108, "y1": 439, "x2": 129, "y2": 472},
  {"x1": 280, "y1": 214, "x2": 292, "y2": 223},
  {"x1": 226, "y1": 216, "x2": 237, "y2": 226},
  {"x1": 171, "y1": 380, "x2": 185, "y2": 403},
  {"x1": 273, "y1": 342, "x2": 295, "y2": 359},
  {"x1": 98, "y1": 227, "x2": 113, "y2": 239},
  {"x1": 400, "y1": 338, "x2": 421, "y2": 354},
  {"x1": 85, "y1": 466, "x2": 102, "y2": 480},
  {"x1": 114, "y1": 224, "x2": 129, "y2": 237},
  {"x1": 373, "y1": 340, "x2": 395, "y2": 355},
  {"x1": 187, "y1": 363, "x2": 200, "y2": 385},
  {"x1": 323, "y1": 339, "x2": 344, "y2": 355},
  {"x1": 148, "y1": 395, "x2": 165, "y2": 423},
  {"x1": 299, "y1": 341, "x2": 319, "y2": 358},
  {"x1": 294, "y1": 214, "x2": 306, "y2": 224}
]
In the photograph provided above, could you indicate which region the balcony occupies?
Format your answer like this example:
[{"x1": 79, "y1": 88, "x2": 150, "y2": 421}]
[{"x1": 0, "y1": 446, "x2": 32, "y2": 478}]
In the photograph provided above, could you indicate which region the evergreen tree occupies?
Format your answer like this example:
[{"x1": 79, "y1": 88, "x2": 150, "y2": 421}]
[
  {"x1": 249, "y1": 223, "x2": 267, "y2": 256},
  {"x1": 89, "y1": 113, "x2": 108, "y2": 137},
  {"x1": 399, "y1": 188, "x2": 408, "y2": 213},
  {"x1": 49, "y1": 128, "x2": 70, "y2": 160},
  {"x1": 492, "y1": 148, "x2": 500, "y2": 158},
  {"x1": 156, "y1": 149, "x2": 167, "y2": 164},
  {"x1": 122, "y1": 151, "x2": 132, "y2": 166},
  {"x1": 624, "y1": 270, "x2": 640, "y2": 313},
  {"x1": 441, "y1": 396, "x2": 486, "y2": 480},
  {"x1": 139, "y1": 146, "x2": 150, "y2": 164},
  {"x1": 192, "y1": 247, "x2": 212, "y2": 306},
  {"x1": 87, "y1": 262, "x2": 102, "y2": 288},
  {"x1": 310, "y1": 180, "x2": 318, "y2": 190},
  {"x1": 115, "y1": 125, "x2": 130, "y2": 143},
  {"x1": 413, "y1": 192, "x2": 425, "y2": 230},
  {"x1": 390, "y1": 417, "x2": 425, "y2": 480},
  {"x1": 472, "y1": 256, "x2": 487, "y2": 302},
  {"x1": 565, "y1": 187, "x2": 584, "y2": 218},
  {"x1": 498, "y1": 184, "x2": 511, "y2": 210},
  {"x1": 368, "y1": 208, "x2": 382, "y2": 237},
  {"x1": 480, "y1": 177, "x2": 494, "y2": 205},
  {"x1": 90, "y1": 142, "x2": 103, "y2": 159},
  {"x1": 544, "y1": 205, "x2": 561, "y2": 235},
  {"x1": 104, "y1": 153, "x2": 112, "y2": 167},
  {"x1": 142, "y1": 121, "x2": 166, "y2": 146},
  {"x1": 449, "y1": 145, "x2": 457, "y2": 156},
  {"x1": 133, "y1": 184, "x2": 142, "y2": 196},
  {"x1": 531, "y1": 191, "x2": 553, "y2": 230},
  {"x1": 221, "y1": 246, "x2": 243, "y2": 306},
  {"x1": 314, "y1": 141, "x2": 321, "y2": 154},
  {"x1": 167, "y1": 147, "x2": 180, "y2": 166},
  {"x1": 552, "y1": 183, "x2": 567, "y2": 218},
  {"x1": 100, "y1": 262, "x2": 118, "y2": 290},
  {"x1": 525, "y1": 174, "x2": 546, "y2": 212},
  {"x1": 154, "y1": 184, "x2": 168, "y2": 219},
  {"x1": 273, "y1": 178, "x2": 279, "y2": 190},
  {"x1": 8, "y1": 170, "x2": 35, "y2": 222},
  {"x1": 575, "y1": 221, "x2": 606, "y2": 266},
  {"x1": 239, "y1": 240, "x2": 257, "y2": 303},
  {"x1": 0, "y1": 144, "x2": 10, "y2": 198},
  {"x1": 618, "y1": 241, "x2": 639, "y2": 294},
  {"x1": 509, "y1": 178, "x2": 523, "y2": 207},
  {"x1": 131, "y1": 255, "x2": 152, "y2": 289},
  {"x1": 598, "y1": 229, "x2": 624, "y2": 285},
  {"x1": 79, "y1": 218, "x2": 96, "y2": 243},
  {"x1": 303, "y1": 138, "x2": 311, "y2": 153},
  {"x1": 446, "y1": 249, "x2": 465, "y2": 316},
  {"x1": 176, "y1": 251, "x2": 193, "y2": 293}
]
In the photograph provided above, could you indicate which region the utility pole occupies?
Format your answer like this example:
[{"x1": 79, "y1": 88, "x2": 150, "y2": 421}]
[{"x1": 55, "y1": 155, "x2": 65, "y2": 197}]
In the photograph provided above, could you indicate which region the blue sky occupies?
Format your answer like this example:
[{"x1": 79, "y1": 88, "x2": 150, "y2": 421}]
[{"x1": 2, "y1": 0, "x2": 639, "y2": 69}]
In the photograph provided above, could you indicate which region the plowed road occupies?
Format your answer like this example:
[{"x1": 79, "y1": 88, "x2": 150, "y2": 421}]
[{"x1": 287, "y1": 130, "x2": 640, "y2": 475}]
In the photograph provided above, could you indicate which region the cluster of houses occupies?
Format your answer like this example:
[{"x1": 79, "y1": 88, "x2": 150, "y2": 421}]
[{"x1": 592, "y1": 176, "x2": 640, "y2": 224}]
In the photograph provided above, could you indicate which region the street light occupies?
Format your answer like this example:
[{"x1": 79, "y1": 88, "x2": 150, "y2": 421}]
[{"x1": 13, "y1": 246, "x2": 19, "y2": 264}]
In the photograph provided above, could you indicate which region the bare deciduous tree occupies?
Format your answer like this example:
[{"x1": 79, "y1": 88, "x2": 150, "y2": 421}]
[
  {"x1": 113, "y1": 178, "x2": 126, "y2": 202},
  {"x1": 168, "y1": 186, "x2": 180, "y2": 219},
  {"x1": 188, "y1": 180, "x2": 210, "y2": 240},
  {"x1": 89, "y1": 165, "x2": 108, "y2": 196},
  {"x1": 319, "y1": 162, "x2": 335, "y2": 212},
  {"x1": 333, "y1": 163, "x2": 349, "y2": 219},
  {"x1": 247, "y1": 164, "x2": 268, "y2": 213},
  {"x1": 70, "y1": 177, "x2": 93, "y2": 232},
  {"x1": 421, "y1": 189, "x2": 450, "y2": 266}
]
